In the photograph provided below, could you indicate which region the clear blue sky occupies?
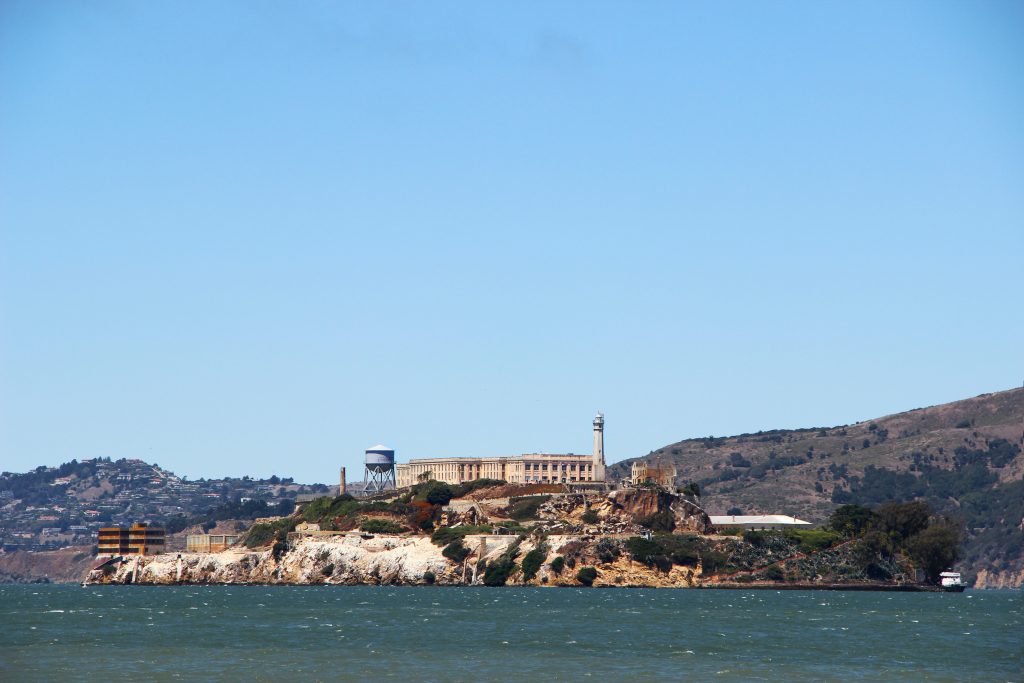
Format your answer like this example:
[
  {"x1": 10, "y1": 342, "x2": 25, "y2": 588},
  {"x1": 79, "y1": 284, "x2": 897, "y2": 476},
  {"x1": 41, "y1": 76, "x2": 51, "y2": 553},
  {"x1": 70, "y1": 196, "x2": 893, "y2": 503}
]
[{"x1": 1, "y1": 1, "x2": 1022, "y2": 483}]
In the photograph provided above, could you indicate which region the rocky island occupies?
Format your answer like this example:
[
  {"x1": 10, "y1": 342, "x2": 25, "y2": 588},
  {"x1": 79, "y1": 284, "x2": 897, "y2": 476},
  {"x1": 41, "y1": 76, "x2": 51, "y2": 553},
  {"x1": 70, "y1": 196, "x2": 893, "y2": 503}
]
[{"x1": 85, "y1": 480, "x2": 953, "y2": 589}]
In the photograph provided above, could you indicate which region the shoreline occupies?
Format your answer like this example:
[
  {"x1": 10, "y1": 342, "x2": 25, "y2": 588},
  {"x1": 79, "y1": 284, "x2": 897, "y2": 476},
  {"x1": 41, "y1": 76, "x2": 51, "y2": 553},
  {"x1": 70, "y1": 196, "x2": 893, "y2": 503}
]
[{"x1": 75, "y1": 579, "x2": 951, "y2": 591}]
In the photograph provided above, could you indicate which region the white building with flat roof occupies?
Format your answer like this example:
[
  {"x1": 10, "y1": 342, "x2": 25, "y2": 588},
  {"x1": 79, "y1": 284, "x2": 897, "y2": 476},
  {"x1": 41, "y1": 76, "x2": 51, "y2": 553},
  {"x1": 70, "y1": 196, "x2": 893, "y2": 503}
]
[{"x1": 709, "y1": 515, "x2": 812, "y2": 530}]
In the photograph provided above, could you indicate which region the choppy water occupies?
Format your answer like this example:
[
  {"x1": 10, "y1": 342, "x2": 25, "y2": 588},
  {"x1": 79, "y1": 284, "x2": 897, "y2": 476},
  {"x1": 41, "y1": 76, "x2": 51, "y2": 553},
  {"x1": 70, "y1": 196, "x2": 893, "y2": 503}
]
[{"x1": 0, "y1": 585, "x2": 1020, "y2": 682}]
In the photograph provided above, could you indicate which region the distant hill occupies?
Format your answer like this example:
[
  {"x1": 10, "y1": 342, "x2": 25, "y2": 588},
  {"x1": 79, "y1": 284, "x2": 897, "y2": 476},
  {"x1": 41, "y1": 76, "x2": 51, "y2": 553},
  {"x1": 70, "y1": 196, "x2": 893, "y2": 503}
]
[
  {"x1": 610, "y1": 387, "x2": 1024, "y2": 588},
  {"x1": 0, "y1": 458, "x2": 329, "y2": 557}
]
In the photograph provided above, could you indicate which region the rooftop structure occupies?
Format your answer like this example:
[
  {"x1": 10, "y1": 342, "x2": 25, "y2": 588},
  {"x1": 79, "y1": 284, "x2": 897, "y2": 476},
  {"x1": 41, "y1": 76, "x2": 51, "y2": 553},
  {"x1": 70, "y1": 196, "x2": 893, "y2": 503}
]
[{"x1": 709, "y1": 515, "x2": 812, "y2": 530}]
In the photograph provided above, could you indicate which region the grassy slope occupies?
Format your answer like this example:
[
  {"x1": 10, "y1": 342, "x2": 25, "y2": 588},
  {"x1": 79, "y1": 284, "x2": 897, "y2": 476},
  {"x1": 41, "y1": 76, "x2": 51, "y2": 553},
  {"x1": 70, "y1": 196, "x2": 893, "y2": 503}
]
[{"x1": 611, "y1": 387, "x2": 1024, "y2": 582}]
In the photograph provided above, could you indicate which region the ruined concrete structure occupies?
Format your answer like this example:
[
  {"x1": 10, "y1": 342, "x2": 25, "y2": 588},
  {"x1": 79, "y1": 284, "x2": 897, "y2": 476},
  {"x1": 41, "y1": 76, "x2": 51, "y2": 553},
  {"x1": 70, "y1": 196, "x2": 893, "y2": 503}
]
[
  {"x1": 185, "y1": 533, "x2": 239, "y2": 553},
  {"x1": 630, "y1": 461, "x2": 677, "y2": 488},
  {"x1": 395, "y1": 413, "x2": 607, "y2": 488}
]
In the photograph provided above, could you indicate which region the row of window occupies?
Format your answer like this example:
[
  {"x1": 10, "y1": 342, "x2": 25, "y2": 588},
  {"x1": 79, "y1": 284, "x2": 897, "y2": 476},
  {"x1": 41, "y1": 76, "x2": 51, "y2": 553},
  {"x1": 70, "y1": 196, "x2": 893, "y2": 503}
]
[{"x1": 523, "y1": 463, "x2": 592, "y2": 471}]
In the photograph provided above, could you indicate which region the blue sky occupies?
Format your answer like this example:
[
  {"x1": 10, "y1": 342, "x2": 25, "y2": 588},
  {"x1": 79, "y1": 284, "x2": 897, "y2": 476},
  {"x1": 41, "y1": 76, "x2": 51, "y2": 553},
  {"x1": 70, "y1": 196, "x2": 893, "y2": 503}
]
[{"x1": 1, "y1": 1, "x2": 1022, "y2": 483}]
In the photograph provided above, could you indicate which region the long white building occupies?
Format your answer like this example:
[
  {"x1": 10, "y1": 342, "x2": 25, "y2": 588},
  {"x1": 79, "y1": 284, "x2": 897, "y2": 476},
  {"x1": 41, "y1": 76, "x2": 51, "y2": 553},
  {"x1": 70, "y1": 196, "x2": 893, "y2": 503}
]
[{"x1": 395, "y1": 413, "x2": 606, "y2": 488}]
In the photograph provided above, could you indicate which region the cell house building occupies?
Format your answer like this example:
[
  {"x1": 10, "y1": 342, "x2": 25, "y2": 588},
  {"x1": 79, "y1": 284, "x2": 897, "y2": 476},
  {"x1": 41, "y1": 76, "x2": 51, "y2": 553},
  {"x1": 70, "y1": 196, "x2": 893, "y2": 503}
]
[{"x1": 395, "y1": 413, "x2": 608, "y2": 488}]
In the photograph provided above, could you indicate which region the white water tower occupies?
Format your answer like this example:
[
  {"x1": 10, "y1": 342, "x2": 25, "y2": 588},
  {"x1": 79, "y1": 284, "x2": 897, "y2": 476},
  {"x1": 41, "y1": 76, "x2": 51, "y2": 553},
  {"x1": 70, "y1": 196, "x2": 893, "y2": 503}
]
[{"x1": 363, "y1": 445, "x2": 396, "y2": 494}]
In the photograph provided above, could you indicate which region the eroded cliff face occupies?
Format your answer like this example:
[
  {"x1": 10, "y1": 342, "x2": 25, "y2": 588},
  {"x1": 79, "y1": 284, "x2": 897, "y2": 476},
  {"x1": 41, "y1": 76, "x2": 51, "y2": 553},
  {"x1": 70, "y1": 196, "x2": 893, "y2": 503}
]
[
  {"x1": 973, "y1": 568, "x2": 1024, "y2": 590},
  {"x1": 85, "y1": 533, "x2": 702, "y2": 588},
  {"x1": 89, "y1": 535, "x2": 456, "y2": 586},
  {"x1": 535, "y1": 489, "x2": 710, "y2": 535}
]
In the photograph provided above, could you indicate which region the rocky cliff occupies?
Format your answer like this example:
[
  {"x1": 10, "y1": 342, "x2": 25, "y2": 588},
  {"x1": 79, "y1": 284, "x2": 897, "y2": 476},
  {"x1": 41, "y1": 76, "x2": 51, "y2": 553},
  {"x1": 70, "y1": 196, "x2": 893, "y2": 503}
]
[
  {"x1": 86, "y1": 532, "x2": 703, "y2": 588},
  {"x1": 84, "y1": 484, "x2": 932, "y2": 589}
]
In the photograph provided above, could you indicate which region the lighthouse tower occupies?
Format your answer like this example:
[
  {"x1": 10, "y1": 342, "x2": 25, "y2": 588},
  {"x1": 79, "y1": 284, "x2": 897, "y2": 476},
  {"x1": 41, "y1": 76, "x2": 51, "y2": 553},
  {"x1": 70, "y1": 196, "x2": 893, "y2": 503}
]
[{"x1": 593, "y1": 412, "x2": 605, "y2": 482}]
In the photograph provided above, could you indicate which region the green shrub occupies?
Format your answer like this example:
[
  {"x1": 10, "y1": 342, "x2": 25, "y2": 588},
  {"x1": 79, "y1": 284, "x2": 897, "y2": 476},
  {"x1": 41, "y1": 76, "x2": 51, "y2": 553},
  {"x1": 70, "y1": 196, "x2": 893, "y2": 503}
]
[
  {"x1": 576, "y1": 566, "x2": 598, "y2": 586},
  {"x1": 302, "y1": 495, "x2": 360, "y2": 523},
  {"x1": 762, "y1": 565, "x2": 785, "y2": 581},
  {"x1": 581, "y1": 509, "x2": 599, "y2": 524},
  {"x1": 321, "y1": 563, "x2": 335, "y2": 576},
  {"x1": 787, "y1": 528, "x2": 842, "y2": 553},
  {"x1": 549, "y1": 556, "x2": 565, "y2": 575},
  {"x1": 244, "y1": 517, "x2": 297, "y2": 548},
  {"x1": 595, "y1": 538, "x2": 621, "y2": 563},
  {"x1": 700, "y1": 550, "x2": 730, "y2": 574},
  {"x1": 625, "y1": 536, "x2": 662, "y2": 563},
  {"x1": 508, "y1": 496, "x2": 551, "y2": 521},
  {"x1": 521, "y1": 549, "x2": 546, "y2": 581},
  {"x1": 244, "y1": 523, "x2": 276, "y2": 548},
  {"x1": 654, "y1": 535, "x2": 700, "y2": 566},
  {"x1": 743, "y1": 530, "x2": 767, "y2": 547},
  {"x1": 430, "y1": 525, "x2": 492, "y2": 546},
  {"x1": 423, "y1": 570, "x2": 436, "y2": 584},
  {"x1": 411, "y1": 481, "x2": 456, "y2": 507},
  {"x1": 483, "y1": 557, "x2": 517, "y2": 586},
  {"x1": 359, "y1": 518, "x2": 404, "y2": 534},
  {"x1": 442, "y1": 539, "x2": 471, "y2": 563}
]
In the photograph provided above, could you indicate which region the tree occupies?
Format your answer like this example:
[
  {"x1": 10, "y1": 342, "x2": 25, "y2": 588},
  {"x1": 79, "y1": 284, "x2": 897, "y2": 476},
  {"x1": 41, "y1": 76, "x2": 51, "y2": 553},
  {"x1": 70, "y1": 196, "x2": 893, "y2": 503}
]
[
  {"x1": 682, "y1": 482, "x2": 701, "y2": 498},
  {"x1": 829, "y1": 504, "x2": 874, "y2": 537},
  {"x1": 423, "y1": 482, "x2": 455, "y2": 506},
  {"x1": 906, "y1": 523, "x2": 962, "y2": 584},
  {"x1": 871, "y1": 501, "x2": 931, "y2": 542}
]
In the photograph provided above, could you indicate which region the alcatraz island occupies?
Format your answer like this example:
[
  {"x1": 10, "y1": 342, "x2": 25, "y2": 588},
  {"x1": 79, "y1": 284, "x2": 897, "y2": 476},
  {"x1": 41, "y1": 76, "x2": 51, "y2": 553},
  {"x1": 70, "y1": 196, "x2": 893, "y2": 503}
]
[{"x1": 84, "y1": 413, "x2": 962, "y2": 589}]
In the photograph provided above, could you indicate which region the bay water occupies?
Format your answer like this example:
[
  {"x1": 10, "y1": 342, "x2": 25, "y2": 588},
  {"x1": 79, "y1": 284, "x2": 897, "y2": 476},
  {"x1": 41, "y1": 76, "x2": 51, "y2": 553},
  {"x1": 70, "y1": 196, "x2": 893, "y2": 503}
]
[{"x1": 0, "y1": 585, "x2": 1020, "y2": 681}]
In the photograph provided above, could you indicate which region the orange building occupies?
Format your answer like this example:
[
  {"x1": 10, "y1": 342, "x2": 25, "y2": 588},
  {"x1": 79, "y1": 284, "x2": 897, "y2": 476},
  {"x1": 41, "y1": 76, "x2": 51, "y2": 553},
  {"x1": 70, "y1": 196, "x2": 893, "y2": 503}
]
[{"x1": 97, "y1": 523, "x2": 165, "y2": 555}]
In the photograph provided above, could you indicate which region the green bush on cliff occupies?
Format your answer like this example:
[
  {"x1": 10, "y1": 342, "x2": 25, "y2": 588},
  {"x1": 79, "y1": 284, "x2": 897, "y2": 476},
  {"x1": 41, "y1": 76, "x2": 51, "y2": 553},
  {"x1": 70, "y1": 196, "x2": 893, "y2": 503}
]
[
  {"x1": 508, "y1": 496, "x2": 551, "y2": 521},
  {"x1": 581, "y1": 509, "x2": 599, "y2": 524},
  {"x1": 482, "y1": 542, "x2": 522, "y2": 586},
  {"x1": 576, "y1": 566, "x2": 598, "y2": 586},
  {"x1": 244, "y1": 517, "x2": 297, "y2": 549},
  {"x1": 245, "y1": 524, "x2": 276, "y2": 548},
  {"x1": 521, "y1": 548, "x2": 546, "y2": 581},
  {"x1": 786, "y1": 528, "x2": 841, "y2": 553},
  {"x1": 430, "y1": 525, "x2": 492, "y2": 546},
  {"x1": 595, "y1": 538, "x2": 621, "y2": 563},
  {"x1": 302, "y1": 494, "x2": 361, "y2": 523},
  {"x1": 359, "y1": 518, "x2": 404, "y2": 534},
  {"x1": 549, "y1": 556, "x2": 565, "y2": 575},
  {"x1": 625, "y1": 536, "x2": 663, "y2": 564},
  {"x1": 700, "y1": 550, "x2": 730, "y2": 575},
  {"x1": 483, "y1": 557, "x2": 517, "y2": 586},
  {"x1": 442, "y1": 539, "x2": 471, "y2": 563}
]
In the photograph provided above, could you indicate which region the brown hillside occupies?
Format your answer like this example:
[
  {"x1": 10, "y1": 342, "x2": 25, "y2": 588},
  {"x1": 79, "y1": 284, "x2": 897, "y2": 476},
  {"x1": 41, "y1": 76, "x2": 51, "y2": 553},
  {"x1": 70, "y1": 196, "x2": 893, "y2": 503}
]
[{"x1": 610, "y1": 387, "x2": 1024, "y2": 586}]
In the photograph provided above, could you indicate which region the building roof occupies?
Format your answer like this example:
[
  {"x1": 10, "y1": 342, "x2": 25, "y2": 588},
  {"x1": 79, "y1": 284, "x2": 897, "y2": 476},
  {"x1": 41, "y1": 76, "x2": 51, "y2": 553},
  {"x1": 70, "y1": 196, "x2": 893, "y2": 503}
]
[{"x1": 709, "y1": 515, "x2": 812, "y2": 526}]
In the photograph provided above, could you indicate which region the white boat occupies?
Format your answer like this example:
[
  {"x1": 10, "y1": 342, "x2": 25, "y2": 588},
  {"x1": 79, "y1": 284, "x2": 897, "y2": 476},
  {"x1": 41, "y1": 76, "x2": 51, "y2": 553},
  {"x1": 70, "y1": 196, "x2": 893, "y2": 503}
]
[{"x1": 939, "y1": 571, "x2": 965, "y2": 592}]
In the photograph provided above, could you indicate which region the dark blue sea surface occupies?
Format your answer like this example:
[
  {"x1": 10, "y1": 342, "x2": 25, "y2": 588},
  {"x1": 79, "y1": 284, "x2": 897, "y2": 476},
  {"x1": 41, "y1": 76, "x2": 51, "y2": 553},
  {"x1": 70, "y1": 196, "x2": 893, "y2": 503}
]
[{"x1": 0, "y1": 585, "x2": 1020, "y2": 682}]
